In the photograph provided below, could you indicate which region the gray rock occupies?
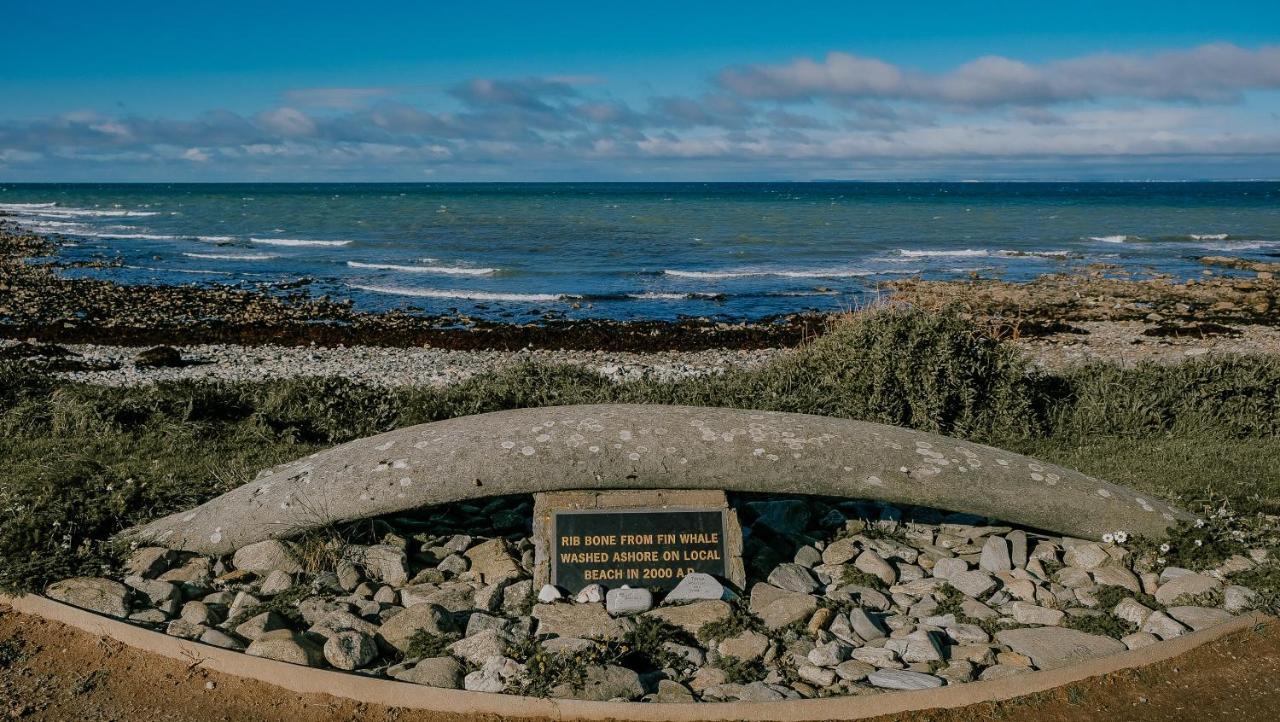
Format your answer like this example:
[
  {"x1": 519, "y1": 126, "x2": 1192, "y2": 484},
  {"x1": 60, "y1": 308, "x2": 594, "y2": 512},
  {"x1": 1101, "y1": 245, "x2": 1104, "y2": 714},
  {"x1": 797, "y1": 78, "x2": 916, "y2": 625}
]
[
  {"x1": 834, "y1": 659, "x2": 875, "y2": 681},
  {"x1": 464, "y1": 539, "x2": 523, "y2": 585},
  {"x1": 463, "y1": 663, "x2": 506, "y2": 693},
  {"x1": 854, "y1": 550, "x2": 898, "y2": 586},
  {"x1": 124, "y1": 576, "x2": 181, "y2": 612},
  {"x1": 949, "y1": 570, "x2": 997, "y2": 599},
  {"x1": 651, "y1": 679, "x2": 695, "y2": 703},
  {"x1": 1011, "y1": 601, "x2": 1064, "y2": 626},
  {"x1": 537, "y1": 584, "x2": 563, "y2": 603},
  {"x1": 979, "y1": 536, "x2": 1012, "y2": 573},
  {"x1": 449, "y1": 628, "x2": 514, "y2": 665},
  {"x1": 821, "y1": 538, "x2": 859, "y2": 566},
  {"x1": 1092, "y1": 566, "x2": 1141, "y2": 593},
  {"x1": 465, "y1": 612, "x2": 507, "y2": 637},
  {"x1": 643, "y1": 599, "x2": 732, "y2": 636},
  {"x1": 308, "y1": 610, "x2": 379, "y2": 639},
  {"x1": 606, "y1": 586, "x2": 653, "y2": 615},
  {"x1": 1063, "y1": 543, "x2": 1109, "y2": 571},
  {"x1": 125, "y1": 406, "x2": 1191, "y2": 557},
  {"x1": 1121, "y1": 632, "x2": 1160, "y2": 650},
  {"x1": 1140, "y1": 610, "x2": 1188, "y2": 640},
  {"x1": 335, "y1": 560, "x2": 362, "y2": 591},
  {"x1": 718, "y1": 630, "x2": 769, "y2": 661},
  {"x1": 768, "y1": 563, "x2": 819, "y2": 593},
  {"x1": 867, "y1": 669, "x2": 944, "y2": 690},
  {"x1": 233, "y1": 540, "x2": 302, "y2": 574},
  {"x1": 258, "y1": 569, "x2": 294, "y2": 596},
  {"x1": 1114, "y1": 598, "x2": 1154, "y2": 626},
  {"x1": 46, "y1": 577, "x2": 130, "y2": 618},
  {"x1": 850, "y1": 646, "x2": 903, "y2": 669},
  {"x1": 129, "y1": 609, "x2": 169, "y2": 624},
  {"x1": 500, "y1": 579, "x2": 535, "y2": 615},
  {"x1": 198, "y1": 628, "x2": 246, "y2": 651},
  {"x1": 396, "y1": 656, "x2": 464, "y2": 688},
  {"x1": 1224, "y1": 585, "x2": 1261, "y2": 613},
  {"x1": 807, "y1": 640, "x2": 847, "y2": 668},
  {"x1": 931, "y1": 557, "x2": 968, "y2": 580},
  {"x1": 575, "y1": 583, "x2": 606, "y2": 604},
  {"x1": 354, "y1": 545, "x2": 408, "y2": 587},
  {"x1": 793, "y1": 545, "x2": 823, "y2": 569},
  {"x1": 124, "y1": 547, "x2": 174, "y2": 578},
  {"x1": 1155, "y1": 573, "x2": 1220, "y2": 606},
  {"x1": 323, "y1": 630, "x2": 377, "y2": 670},
  {"x1": 551, "y1": 664, "x2": 643, "y2": 701},
  {"x1": 848, "y1": 608, "x2": 888, "y2": 641},
  {"x1": 534, "y1": 602, "x2": 631, "y2": 641},
  {"x1": 796, "y1": 664, "x2": 837, "y2": 687},
  {"x1": 997, "y1": 627, "x2": 1125, "y2": 669},
  {"x1": 234, "y1": 611, "x2": 288, "y2": 641},
  {"x1": 245, "y1": 629, "x2": 325, "y2": 666},
  {"x1": 437, "y1": 553, "x2": 469, "y2": 576},
  {"x1": 165, "y1": 619, "x2": 205, "y2": 640},
  {"x1": 180, "y1": 601, "x2": 222, "y2": 626},
  {"x1": 748, "y1": 583, "x2": 818, "y2": 630},
  {"x1": 376, "y1": 603, "x2": 453, "y2": 652},
  {"x1": 664, "y1": 573, "x2": 724, "y2": 603},
  {"x1": 1007, "y1": 530, "x2": 1028, "y2": 569}
]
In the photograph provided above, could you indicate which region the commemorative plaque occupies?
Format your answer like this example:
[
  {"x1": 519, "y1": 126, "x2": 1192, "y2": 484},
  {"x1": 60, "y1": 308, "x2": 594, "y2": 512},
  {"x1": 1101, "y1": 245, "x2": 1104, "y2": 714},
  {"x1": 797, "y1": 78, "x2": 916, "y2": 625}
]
[
  {"x1": 532, "y1": 489, "x2": 746, "y2": 593},
  {"x1": 552, "y1": 508, "x2": 727, "y2": 592}
]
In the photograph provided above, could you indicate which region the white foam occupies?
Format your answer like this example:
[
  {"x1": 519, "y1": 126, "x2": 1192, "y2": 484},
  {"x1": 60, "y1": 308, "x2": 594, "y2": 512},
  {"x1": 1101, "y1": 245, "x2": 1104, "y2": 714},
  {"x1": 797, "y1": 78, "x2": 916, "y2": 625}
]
[
  {"x1": 1190, "y1": 233, "x2": 1229, "y2": 240},
  {"x1": 0, "y1": 202, "x2": 57, "y2": 210},
  {"x1": 347, "y1": 261, "x2": 495, "y2": 276},
  {"x1": 251, "y1": 237, "x2": 352, "y2": 247},
  {"x1": 193, "y1": 235, "x2": 237, "y2": 243},
  {"x1": 897, "y1": 249, "x2": 990, "y2": 258},
  {"x1": 1196, "y1": 240, "x2": 1280, "y2": 251},
  {"x1": 350, "y1": 285, "x2": 573, "y2": 302},
  {"x1": 996, "y1": 249, "x2": 1077, "y2": 259},
  {"x1": 626, "y1": 292, "x2": 724, "y2": 300},
  {"x1": 183, "y1": 252, "x2": 279, "y2": 261},
  {"x1": 15, "y1": 208, "x2": 160, "y2": 218},
  {"x1": 1088, "y1": 235, "x2": 1135, "y2": 243},
  {"x1": 85, "y1": 232, "x2": 182, "y2": 241}
]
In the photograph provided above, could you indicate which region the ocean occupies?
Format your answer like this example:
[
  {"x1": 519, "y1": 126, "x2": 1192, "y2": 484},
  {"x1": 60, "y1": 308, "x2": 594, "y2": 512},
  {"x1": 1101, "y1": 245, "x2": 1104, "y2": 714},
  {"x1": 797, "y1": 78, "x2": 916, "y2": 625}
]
[{"x1": 2, "y1": 182, "x2": 1278, "y2": 321}]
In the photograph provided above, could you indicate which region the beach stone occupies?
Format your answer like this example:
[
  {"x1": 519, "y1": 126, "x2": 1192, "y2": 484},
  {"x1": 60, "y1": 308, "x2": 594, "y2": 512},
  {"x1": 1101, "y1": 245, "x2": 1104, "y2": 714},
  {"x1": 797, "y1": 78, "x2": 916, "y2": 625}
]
[
  {"x1": 308, "y1": 610, "x2": 379, "y2": 639},
  {"x1": 537, "y1": 584, "x2": 563, "y2": 603},
  {"x1": 931, "y1": 557, "x2": 968, "y2": 580},
  {"x1": 1155, "y1": 573, "x2": 1220, "y2": 606},
  {"x1": 462, "y1": 659, "x2": 507, "y2": 693},
  {"x1": 1063, "y1": 543, "x2": 1109, "y2": 570},
  {"x1": 947, "y1": 624, "x2": 990, "y2": 645},
  {"x1": 605, "y1": 586, "x2": 653, "y2": 615},
  {"x1": 1011, "y1": 601, "x2": 1064, "y2": 626},
  {"x1": 794, "y1": 545, "x2": 822, "y2": 568},
  {"x1": 1055, "y1": 567, "x2": 1093, "y2": 588},
  {"x1": 996, "y1": 627, "x2": 1125, "y2": 669},
  {"x1": 500, "y1": 579, "x2": 534, "y2": 615},
  {"x1": 354, "y1": 545, "x2": 408, "y2": 586},
  {"x1": 807, "y1": 640, "x2": 847, "y2": 667},
  {"x1": 45, "y1": 577, "x2": 130, "y2": 618},
  {"x1": 258, "y1": 570, "x2": 294, "y2": 596},
  {"x1": 643, "y1": 599, "x2": 731, "y2": 636},
  {"x1": 575, "y1": 583, "x2": 605, "y2": 604},
  {"x1": 855, "y1": 550, "x2": 897, "y2": 586},
  {"x1": 134, "y1": 345, "x2": 183, "y2": 368},
  {"x1": 806, "y1": 606, "x2": 834, "y2": 635},
  {"x1": 551, "y1": 665, "x2": 643, "y2": 701},
  {"x1": 449, "y1": 629, "x2": 514, "y2": 665},
  {"x1": 1167, "y1": 605, "x2": 1234, "y2": 630},
  {"x1": 1092, "y1": 566, "x2": 1141, "y2": 594},
  {"x1": 664, "y1": 572, "x2": 724, "y2": 603},
  {"x1": 1224, "y1": 585, "x2": 1261, "y2": 613},
  {"x1": 718, "y1": 630, "x2": 769, "y2": 661},
  {"x1": 979, "y1": 665, "x2": 1030, "y2": 681},
  {"x1": 848, "y1": 608, "x2": 888, "y2": 641},
  {"x1": 748, "y1": 583, "x2": 818, "y2": 630},
  {"x1": 233, "y1": 540, "x2": 302, "y2": 574},
  {"x1": 867, "y1": 669, "x2": 944, "y2": 690},
  {"x1": 234, "y1": 611, "x2": 288, "y2": 641},
  {"x1": 746, "y1": 500, "x2": 811, "y2": 534},
  {"x1": 1140, "y1": 610, "x2": 1189, "y2": 640},
  {"x1": 376, "y1": 603, "x2": 453, "y2": 652},
  {"x1": 245, "y1": 629, "x2": 324, "y2": 666},
  {"x1": 834, "y1": 660, "x2": 875, "y2": 682},
  {"x1": 1121, "y1": 632, "x2": 1160, "y2": 650},
  {"x1": 165, "y1": 619, "x2": 205, "y2": 639},
  {"x1": 129, "y1": 609, "x2": 169, "y2": 624},
  {"x1": 902, "y1": 634, "x2": 944, "y2": 663},
  {"x1": 1113, "y1": 598, "x2": 1154, "y2": 626},
  {"x1": 396, "y1": 657, "x2": 464, "y2": 688},
  {"x1": 850, "y1": 646, "x2": 903, "y2": 669},
  {"x1": 180, "y1": 601, "x2": 222, "y2": 626},
  {"x1": 126, "y1": 406, "x2": 1189, "y2": 557},
  {"x1": 949, "y1": 570, "x2": 997, "y2": 599},
  {"x1": 124, "y1": 547, "x2": 174, "y2": 578},
  {"x1": 335, "y1": 561, "x2": 361, "y2": 592},
  {"x1": 1007, "y1": 531, "x2": 1028, "y2": 568},
  {"x1": 796, "y1": 664, "x2": 837, "y2": 687},
  {"x1": 465, "y1": 539, "x2": 523, "y2": 584},
  {"x1": 323, "y1": 630, "x2": 377, "y2": 670},
  {"x1": 534, "y1": 602, "x2": 631, "y2": 641},
  {"x1": 768, "y1": 563, "x2": 819, "y2": 593},
  {"x1": 199, "y1": 629, "x2": 246, "y2": 651},
  {"x1": 651, "y1": 679, "x2": 695, "y2": 703},
  {"x1": 123, "y1": 576, "x2": 180, "y2": 609},
  {"x1": 821, "y1": 538, "x2": 859, "y2": 566},
  {"x1": 979, "y1": 537, "x2": 1012, "y2": 573}
]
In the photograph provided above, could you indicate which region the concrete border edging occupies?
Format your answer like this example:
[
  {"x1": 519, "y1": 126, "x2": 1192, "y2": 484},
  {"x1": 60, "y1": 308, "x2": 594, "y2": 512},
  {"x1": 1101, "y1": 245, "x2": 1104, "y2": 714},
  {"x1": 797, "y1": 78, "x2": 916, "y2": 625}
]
[{"x1": 3, "y1": 593, "x2": 1269, "y2": 721}]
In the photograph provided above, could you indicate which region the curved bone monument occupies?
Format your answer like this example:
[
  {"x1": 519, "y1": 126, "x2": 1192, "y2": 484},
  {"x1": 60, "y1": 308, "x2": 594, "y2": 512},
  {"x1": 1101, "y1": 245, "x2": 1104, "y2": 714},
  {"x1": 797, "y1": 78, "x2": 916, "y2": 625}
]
[{"x1": 124, "y1": 404, "x2": 1190, "y2": 555}]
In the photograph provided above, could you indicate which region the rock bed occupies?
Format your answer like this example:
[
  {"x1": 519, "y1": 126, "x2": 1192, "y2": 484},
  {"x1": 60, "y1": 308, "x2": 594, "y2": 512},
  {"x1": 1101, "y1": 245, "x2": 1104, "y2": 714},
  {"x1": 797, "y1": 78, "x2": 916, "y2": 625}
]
[{"x1": 43, "y1": 496, "x2": 1270, "y2": 703}]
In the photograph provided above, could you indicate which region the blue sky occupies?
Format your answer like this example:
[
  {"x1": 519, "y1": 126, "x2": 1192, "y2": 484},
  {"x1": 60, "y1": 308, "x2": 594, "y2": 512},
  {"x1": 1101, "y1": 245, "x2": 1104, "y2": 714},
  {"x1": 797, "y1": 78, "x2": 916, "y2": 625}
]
[{"x1": 2, "y1": 1, "x2": 1279, "y2": 180}]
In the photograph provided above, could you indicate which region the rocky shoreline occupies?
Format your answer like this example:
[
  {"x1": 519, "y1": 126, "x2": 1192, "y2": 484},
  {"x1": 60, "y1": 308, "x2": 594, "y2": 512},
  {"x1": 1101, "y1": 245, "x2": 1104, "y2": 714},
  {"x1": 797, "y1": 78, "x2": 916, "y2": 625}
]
[{"x1": 43, "y1": 495, "x2": 1273, "y2": 703}]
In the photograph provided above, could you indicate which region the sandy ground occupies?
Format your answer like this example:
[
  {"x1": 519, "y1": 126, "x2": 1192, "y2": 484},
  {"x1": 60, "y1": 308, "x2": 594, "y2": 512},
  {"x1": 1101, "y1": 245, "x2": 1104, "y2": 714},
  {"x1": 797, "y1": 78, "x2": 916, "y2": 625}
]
[{"x1": 2, "y1": 603, "x2": 1278, "y2": 722}]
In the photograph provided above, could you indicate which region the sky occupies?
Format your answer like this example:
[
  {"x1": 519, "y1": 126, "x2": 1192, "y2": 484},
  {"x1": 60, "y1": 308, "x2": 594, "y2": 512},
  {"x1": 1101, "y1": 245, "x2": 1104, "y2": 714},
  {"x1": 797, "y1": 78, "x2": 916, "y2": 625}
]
[{"x1": 2, "y1": 1, "x2": 1279, "y2": 181}]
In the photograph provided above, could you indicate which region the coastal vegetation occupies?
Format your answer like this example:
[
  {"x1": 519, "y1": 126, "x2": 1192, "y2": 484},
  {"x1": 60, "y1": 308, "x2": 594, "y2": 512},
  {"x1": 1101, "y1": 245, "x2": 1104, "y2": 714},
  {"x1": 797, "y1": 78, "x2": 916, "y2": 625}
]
[{"x1": 0, "y1": 309, "x2": 1277, "y2": 595}]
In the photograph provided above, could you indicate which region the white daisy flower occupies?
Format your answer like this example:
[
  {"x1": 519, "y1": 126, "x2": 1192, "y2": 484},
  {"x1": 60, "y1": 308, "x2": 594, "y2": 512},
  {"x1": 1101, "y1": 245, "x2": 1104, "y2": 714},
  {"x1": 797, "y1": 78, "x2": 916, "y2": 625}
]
[
  {"x1": 1159, "y1": 543, "x2": 1170, "y2": 553},
  {"x1": 1102, "y1": 533, "x2": 1115, "y2": 544},
  {"x1": 1114, "y1": 531, "x2": 1129, "y2": 544},
  {"x1": 1194, "y1": 519, "x2": 1206, "y2": 528},
  {"x1": 1194, "y1": 539, "x2": 1203, "y2": 547}
]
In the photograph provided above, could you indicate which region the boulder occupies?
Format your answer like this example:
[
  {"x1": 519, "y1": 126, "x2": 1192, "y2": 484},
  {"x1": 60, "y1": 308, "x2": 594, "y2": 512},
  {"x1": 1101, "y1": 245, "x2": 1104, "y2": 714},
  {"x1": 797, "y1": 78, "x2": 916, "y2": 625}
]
[
  {"x1": 767, "y1": 563, "x2": 819, "y2": 593},
  {"x1": 748, "y1": 583, "x2": 818, "y2": 630},
  {"x1": 396, "y1": 657, "x2": 464, "y2": 688},
  {"x1": 718, "y1": 630, "x2": 769, "y2": 661},
  {"x1": 642, "y1": 600, "x2": 732, "y2": 636},
  {"x1": 996, "y1": 627, "x2": 1125, "y2": 669},
  {"x1": 376, "y1": 603, "x2": 453, "y2": 652},
  {"x1": 1155, "y1": 573, "x2": 1220, "y2": 606},
  {"x1": 232, "y1": 540, "x2": 302, "y2": 575},
  {"x1": 866, "y1": 669, "x2": 944, "y2": 690},
  {"x1": 533, "y1": 602, "x2": 631, "y2": 641},
  {"x1": 323, "y1": 630, "x2": 377, "y2": 670},
  {"x1": 245, "y1": 629, "x2": 325, "y2": 667},
  {"x1": 550, "y1": 665, "x2": 643, "y2": 701},
  {"x1": 979, "y1": 537, "x2": 1012, "y2": 573},
  {"x1": 605, "y1": 586, "x2": 653, "y2": 615},
  {"x1": 465, "y1": 539, "x2": 523, "y2": 584},
  {"x1": 664, "y1": 573, "x2": 724, "y2": 603},
  {"x1": 45, "y1": 578, "x2": 130, "y2": 618}
]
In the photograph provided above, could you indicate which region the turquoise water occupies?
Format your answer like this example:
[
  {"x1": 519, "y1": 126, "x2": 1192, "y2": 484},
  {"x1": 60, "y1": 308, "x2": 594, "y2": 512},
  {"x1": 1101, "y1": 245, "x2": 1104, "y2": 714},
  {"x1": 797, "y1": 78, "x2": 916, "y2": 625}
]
[{"x1": 2, "y1": 182, "x2": 1278, "y2": 321}]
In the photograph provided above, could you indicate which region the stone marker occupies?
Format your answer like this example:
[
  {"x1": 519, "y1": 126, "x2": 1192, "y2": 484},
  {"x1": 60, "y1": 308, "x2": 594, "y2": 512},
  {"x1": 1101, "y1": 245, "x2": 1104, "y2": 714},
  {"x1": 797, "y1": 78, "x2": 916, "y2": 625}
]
[
  {"x1": 122, "y1": 405, "x2": 1190, "y2": 555},
  {"x1": 664, "y1": 572, "x2": 725, "y2": 603},
  {"x1": 606, "y1": 586, "x2": 654, "y2": 615}
]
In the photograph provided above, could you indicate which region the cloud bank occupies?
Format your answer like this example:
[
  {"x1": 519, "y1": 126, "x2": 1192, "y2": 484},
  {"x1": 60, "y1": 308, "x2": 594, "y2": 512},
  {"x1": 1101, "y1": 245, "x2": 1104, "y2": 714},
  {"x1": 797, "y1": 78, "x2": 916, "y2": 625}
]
[{"x1": 2, "y1": 43, "x2": 1279, "y2": 180}]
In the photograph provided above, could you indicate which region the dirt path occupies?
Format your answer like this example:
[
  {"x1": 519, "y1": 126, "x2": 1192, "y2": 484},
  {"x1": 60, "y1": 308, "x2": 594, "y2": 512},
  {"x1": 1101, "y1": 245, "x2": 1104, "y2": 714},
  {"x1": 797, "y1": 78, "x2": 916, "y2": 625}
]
[{"x1": 2, "y1": 604, "x2": 1277, "y2": 722}]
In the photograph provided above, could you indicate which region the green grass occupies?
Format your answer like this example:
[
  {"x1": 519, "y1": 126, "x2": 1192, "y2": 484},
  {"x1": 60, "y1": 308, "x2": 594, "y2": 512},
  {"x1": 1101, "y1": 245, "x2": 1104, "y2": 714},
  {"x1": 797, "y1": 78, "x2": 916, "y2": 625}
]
[{"x1": 1, "y1": 308, "x2": 1278, "y2": 594}]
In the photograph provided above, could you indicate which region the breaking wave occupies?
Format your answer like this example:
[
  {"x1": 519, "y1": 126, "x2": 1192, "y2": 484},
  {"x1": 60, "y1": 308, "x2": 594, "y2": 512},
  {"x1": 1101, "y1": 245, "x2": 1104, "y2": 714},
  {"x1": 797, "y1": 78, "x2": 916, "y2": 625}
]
[{"x1": 346, "y1": 260, "x2": 496, "y2": 276}]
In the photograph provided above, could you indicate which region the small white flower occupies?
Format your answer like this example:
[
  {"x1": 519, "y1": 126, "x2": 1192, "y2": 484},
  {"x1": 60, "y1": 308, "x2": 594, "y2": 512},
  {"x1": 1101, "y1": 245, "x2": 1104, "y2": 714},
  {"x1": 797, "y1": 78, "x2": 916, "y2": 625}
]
[
  {"x1": 1194, "y1": 539, "x2": 1203, "y2": 547},
  {"x1": 1194, "y1": 519, "x2": 1206, "y2": 528},
  {"x1": 1159, "y1": 543, "x2": 1170, "y2": 553},
  {"x1": 1102, "y1": 533, "x2": 1115, "y2": 544},
  {"x1": 1114, "y1": 531, "x2": 1129, "y2": 544},
  {"x1": 1157, "y1": 557, "x2": 1166, "y2": 565}
]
